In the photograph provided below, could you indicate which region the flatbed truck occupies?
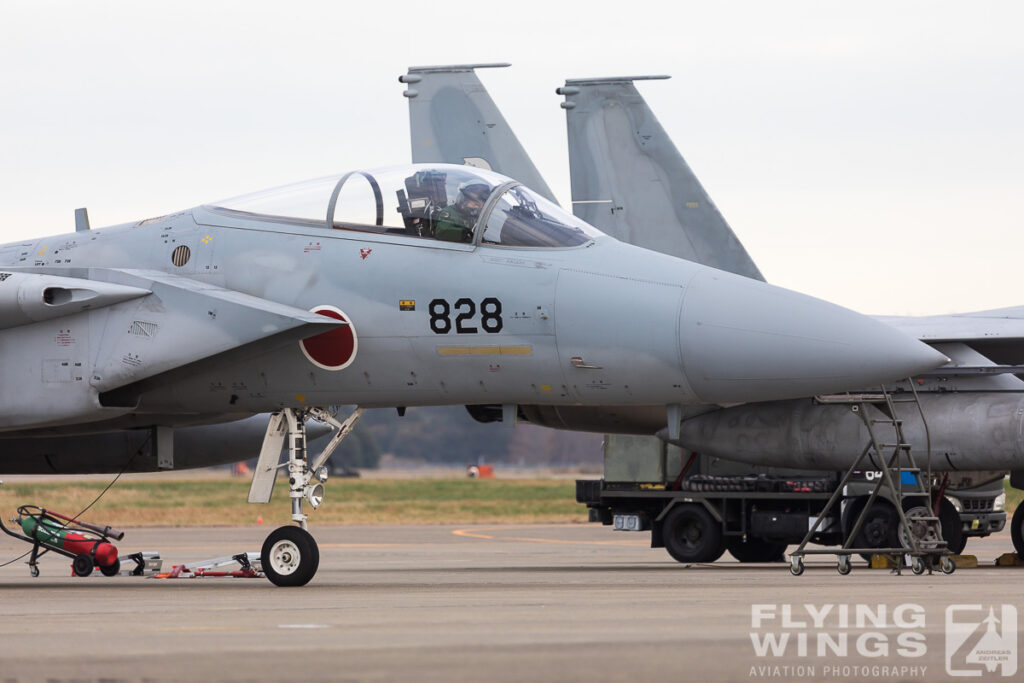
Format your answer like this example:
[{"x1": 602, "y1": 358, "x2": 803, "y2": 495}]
[{"x1": 576, "y1": 435, "x2": 1005, "y2": 563}]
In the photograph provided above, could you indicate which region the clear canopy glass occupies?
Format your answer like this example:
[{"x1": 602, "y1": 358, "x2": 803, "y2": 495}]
[
  {"x1": 207, "y1": 175, "x2": 339, "y2": 226},
  {"x1": 481, "y1": 185, "x2": 599, "y2": 248},
  {"x1": 206, "y1": 164, "x2": 602, "y2": 248}
]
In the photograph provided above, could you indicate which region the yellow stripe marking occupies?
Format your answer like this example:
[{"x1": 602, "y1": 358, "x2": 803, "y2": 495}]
[{"x1": 437, "y1": 345, "x2": 532, "y2": 356}]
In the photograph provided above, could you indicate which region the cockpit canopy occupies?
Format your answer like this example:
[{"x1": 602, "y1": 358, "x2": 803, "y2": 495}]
[{"x1": 206, "y1": 164, "x2": 603, "y2": 248}]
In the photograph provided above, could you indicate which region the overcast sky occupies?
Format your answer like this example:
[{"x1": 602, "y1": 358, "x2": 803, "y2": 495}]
[{"x1": 2, "y1": 1, "x2": 1021, "y2": 316}]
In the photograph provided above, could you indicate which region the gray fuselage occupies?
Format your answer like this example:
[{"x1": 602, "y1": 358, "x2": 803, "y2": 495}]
[{"x1": 0, "y1": 195, "x2": 941, "y2": 437}]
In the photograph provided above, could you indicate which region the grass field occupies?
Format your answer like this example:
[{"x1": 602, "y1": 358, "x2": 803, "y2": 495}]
[
  {"x1": 0, "y1": 476, "x2": 1017, "y2": 530},
  {"x1": 0, "y1": 477, "x2": 585, "y2": 528},
  {"x1": 1004, "y1": 477, "x2": 1022, "y2": 513}
]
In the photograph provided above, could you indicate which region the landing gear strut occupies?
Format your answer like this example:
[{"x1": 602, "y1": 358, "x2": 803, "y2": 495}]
[{"x1": 248, "y1": 406, "x2": 363, "y2": 587}]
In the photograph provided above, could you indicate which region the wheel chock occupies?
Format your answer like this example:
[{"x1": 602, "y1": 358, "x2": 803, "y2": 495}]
[
  {"x1": 950, "y1": 554, "x2": 978, "y2": 568},
  {"x1": 995, "y1": 553, "x2": 1024, "y2": 567},
  {"x1": 869, "y1": 554, "x2": 900, "y2": 569}
]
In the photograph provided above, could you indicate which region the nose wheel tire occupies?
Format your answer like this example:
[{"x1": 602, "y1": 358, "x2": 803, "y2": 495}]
[{"x1": 261, "y1": 525, "x2": 320, "y2": 587}]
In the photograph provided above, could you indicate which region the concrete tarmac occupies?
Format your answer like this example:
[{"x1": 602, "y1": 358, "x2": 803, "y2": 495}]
[{"x1": 0, "y1": 523, "x2": 1021, "y2": 682}]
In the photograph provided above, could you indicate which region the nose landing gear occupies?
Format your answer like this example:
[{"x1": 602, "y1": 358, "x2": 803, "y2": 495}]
[{"x1": 248, "y1": 406, "x2": 363, "y2": 587}]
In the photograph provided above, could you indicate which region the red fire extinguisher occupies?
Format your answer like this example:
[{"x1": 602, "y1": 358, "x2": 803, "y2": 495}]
[{"x1": 19, "y1": 510, "x2": 120, "y2": 576}]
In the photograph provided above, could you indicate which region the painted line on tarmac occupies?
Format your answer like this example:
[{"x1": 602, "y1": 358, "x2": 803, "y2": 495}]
[
  {"x1": 165, "y1": 625, "x2": 251, "y2": 632},
  {"x1": 452, "y1": 526, "x2": 644, "y2": 546},
  {"x1": 122, "y1": 542, "x2": 409, "y2": 552},
  {"x1": 318, "y1": 543, "x2": 409, "y2": 548}
]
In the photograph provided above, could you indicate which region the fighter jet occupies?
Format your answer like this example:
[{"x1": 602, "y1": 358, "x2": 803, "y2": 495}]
[{"x1": 1, "y1": 94, "x2": 945, "y2": 586}]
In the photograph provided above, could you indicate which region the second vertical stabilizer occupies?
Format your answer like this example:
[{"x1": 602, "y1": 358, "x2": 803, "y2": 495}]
[
  {"x1": 558, "y1": 77, "x2": 764, "y2": 281},
  {"x1": 400, "y1": 63, "x2": 557, "y2": 203}
]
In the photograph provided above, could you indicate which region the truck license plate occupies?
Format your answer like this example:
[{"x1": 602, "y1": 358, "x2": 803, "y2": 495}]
[{"x1": 613, "y1": 514, "x2": 644, "y2": 531}]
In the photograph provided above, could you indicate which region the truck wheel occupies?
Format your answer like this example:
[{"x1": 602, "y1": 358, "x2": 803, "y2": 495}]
[
  {"x1": 843, "y1": 497, "x2": 897, "y2": 561},
  {"x1": 897, "y1": 498, "x2": 963, "y2": 556},
  {"x1": 937, "y1": 497, "x2": 965, "y2": 555},
  {"x1": 663, "y1": 504, "x2": 725, "y2": 563},
  {"x1": 1011, "y1": 503, "x2": 1024, "y2": 558},
  {"x1": 727, "y1": 537, "x2": 787, "y2": 563},
  {"x1": 947, "y1": 535, "x2": 968, "y2": 556}
]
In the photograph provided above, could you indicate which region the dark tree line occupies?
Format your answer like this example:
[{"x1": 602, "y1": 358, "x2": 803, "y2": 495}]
[{"x1": 324, "y1": 406, "x2": 603, "y2": 470}]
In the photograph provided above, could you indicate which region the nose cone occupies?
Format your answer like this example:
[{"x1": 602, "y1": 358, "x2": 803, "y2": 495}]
[{"x1": 680, "y1": 270, "x2": 948, "y2": 404}]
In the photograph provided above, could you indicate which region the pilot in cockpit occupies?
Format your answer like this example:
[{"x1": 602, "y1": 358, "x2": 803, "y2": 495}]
[{"x1": 434, "y1": 181, "x2": 492, "y2": 243}]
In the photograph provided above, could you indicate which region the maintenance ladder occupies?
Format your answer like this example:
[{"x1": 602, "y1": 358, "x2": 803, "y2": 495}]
[{"x1": 788, "y1": 385, "x2": 955, "y2": 576}]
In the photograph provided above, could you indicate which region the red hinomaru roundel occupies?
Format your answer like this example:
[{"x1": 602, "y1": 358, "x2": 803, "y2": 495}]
[{"x1": 299, "y1": 305, "x2": 358, "y2": 371}]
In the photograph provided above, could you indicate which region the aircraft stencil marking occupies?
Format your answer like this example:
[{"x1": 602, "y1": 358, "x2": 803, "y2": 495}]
[{"x1": 429, "y1": 297, "x2": 503, "y2": 334}]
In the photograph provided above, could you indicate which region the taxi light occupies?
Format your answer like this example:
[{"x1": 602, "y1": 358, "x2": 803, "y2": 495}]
[{"x1": 305, "y1": 483, "x2": 325, "y2": 509}]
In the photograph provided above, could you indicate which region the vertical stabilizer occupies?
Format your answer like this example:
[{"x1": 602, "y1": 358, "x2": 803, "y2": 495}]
[
  {"x1": 558, "y1": 77, "x2": 764, "y2": 281},
  {"x1": 74, "y1": 207, "x2": 90, "y2": 232},
  {"x1": 400, "y1": 63, "x2": 557, "y2": 203}
]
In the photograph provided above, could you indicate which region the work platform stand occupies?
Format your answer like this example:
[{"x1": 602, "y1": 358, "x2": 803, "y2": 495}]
[{"x1": 788, "y1": 385, "x2": 955, "y2": 576}]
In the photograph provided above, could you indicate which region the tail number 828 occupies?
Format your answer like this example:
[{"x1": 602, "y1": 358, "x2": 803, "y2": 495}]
[{"x1": 429, "y1": 297, "x2": 502, "y2": 334}]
